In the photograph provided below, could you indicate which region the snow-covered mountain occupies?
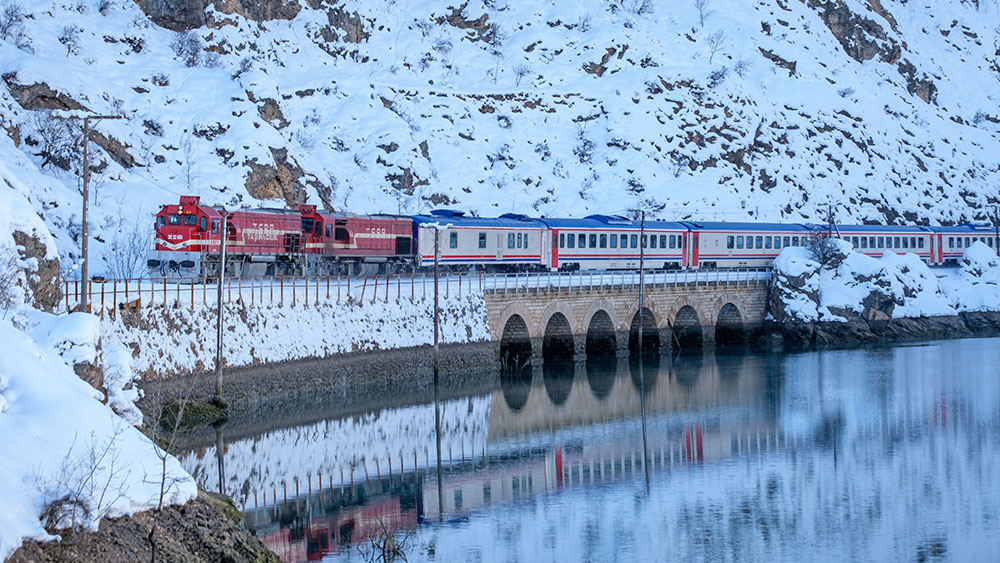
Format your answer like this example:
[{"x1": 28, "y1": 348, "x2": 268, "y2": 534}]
[{"x1": 0, "y1": 0, "x2": 998, "y2": 275}]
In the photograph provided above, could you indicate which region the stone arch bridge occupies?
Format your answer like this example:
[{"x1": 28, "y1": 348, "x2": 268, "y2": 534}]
[{"x1": 484, "y1": 270, "x2": 771, "y2": 362}]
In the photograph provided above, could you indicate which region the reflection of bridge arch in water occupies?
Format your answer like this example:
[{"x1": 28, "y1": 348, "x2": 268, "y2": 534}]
[
  {"x1": 630, "y1": 354, "x2": 661, "y2": 394},
  {"x1": 543, "y1": 360, "x2": 575, "y2": 406},
  {"x1": 500, "y1": 368, "x2": 532, "y2": 411},
  {"x1": 586, "y1": 310, "x2": 617, "y2": 357},
  {"x1": 715, "y1": 302, "x2": 746, "y2": 348},
  {"x1": 628, "y1": 307, "x2": 661, "y2": 356},
  {"x1": 500, "y1": 314, "x2": 532, "y2": 367},
  {"x1": 673, "y1": 305, "x2": 703, "y2": 350},
  {"x1": 586, "y1": 357, "x2": 618, "y2": 400}
]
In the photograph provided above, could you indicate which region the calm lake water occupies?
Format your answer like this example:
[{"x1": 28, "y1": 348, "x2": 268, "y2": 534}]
[{"x1": 179, "y1": 338, "x2": 1000, "y2": 562}]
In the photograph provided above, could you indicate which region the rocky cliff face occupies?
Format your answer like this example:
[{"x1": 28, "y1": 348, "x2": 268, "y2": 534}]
[{"x1": 0, "y1": 0, "x2": 998, "y2": 274}]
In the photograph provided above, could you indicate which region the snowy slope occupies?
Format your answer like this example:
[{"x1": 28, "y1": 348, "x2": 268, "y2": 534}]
[{"x1": 0, "y1": 0, "x2": 998, "y2": 275}]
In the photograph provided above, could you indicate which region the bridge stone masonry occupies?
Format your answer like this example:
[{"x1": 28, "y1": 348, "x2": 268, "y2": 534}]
[{"x1": 481, "y1": 270, "x2": 772, "y2": 363}]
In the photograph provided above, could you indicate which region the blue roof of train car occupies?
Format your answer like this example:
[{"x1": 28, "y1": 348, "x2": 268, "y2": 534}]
[
  {"x1": 833, "y1": 224, "x2": 932, "y2": 233},
  {"x1": 412, "y1": 210, "x2": 546, "y2": 229},
  {"x1": 538, "y1": 216, "x2": 688, "y2": 230},
  {"x1": 681, "y1": 221, "x2": 814, "y2": 232},
  {"x1": 925, "y1": 223, "x2": 995, "y2": 234}
]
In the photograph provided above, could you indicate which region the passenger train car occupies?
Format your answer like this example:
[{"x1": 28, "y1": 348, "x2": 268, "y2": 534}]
[{"x1": 148, "y1": 196, "x2": 998, "y2": 277}]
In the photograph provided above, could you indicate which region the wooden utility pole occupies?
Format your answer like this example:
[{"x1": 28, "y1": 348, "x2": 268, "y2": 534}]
[
  {"x1": 214, "y1": 211, "x2": 229, "y2": 400},
  {"x1": 638, "y1": 210, "x2": 650, "y2": 490},
  {"x1": 994, "y1": 205, "x2": 999, "y2": 257},
  {"x1": 73, "y1": 114, "x2": 121, "y2": 312},
  {"x1": 433, "y1": 229, "x2": 444, "y2": 519}
]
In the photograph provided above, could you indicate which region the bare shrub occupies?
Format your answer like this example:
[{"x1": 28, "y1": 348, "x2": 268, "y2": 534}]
[
  {"x1": 36, "y1": 424, "x2": 131, "y2": 533},
  {"x1": 694, "y1": 0, "x2": 712, "y2": 27},
  {"x1": 357, "y1": 518, "x2": 414, "y2": 563},
  {"x1": 27, "y1": 110, "x2": 76, "y2": 170},
  {"x1": 171, "y1": 31, "x2": 203, "y2": 67},
  {"x1": 706, "y1": 29, "x2": 725, "y2": 64},
  {"x1": 103, "y1": 209, "x2": 150, "y2": 279},
  {"x1": 805, "y1": 233, "x2": 842, "y2": 265},
  {"x1": 0, "y1": 0, "x2": 24, "y2": 40},
  {"x1": 0, "y1": 247, "x2": 21, "y2": 317},
  {"x1": 58, "y1": 25, "x2": 81, "y2": 56}
]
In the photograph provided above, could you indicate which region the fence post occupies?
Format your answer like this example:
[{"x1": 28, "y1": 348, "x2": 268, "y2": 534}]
[
  {"x1": 372, "y1": 274, "x2": 378, "y2": 304},
  {"x1": 347, "y1": 275, "x2": 351, "y2": 301},
  {"x1": 304, "y1": 275, "x2": 308, "y2": 307},
  {"x1": 360, "y1": 276, "x2": 368, "y2": 302},
  {"x1": 327, "y1": 276, "x2": 330, "y2": 301},
  {"x1": 411, "y1": 271, "x2": 415, "y2": 301},
  {"x1": 190, "y1": 279, "x2": 194, "y2": 309},
  {"x1": 385, "y1": 274, "x2": 389, "y2": 304},
  {"x1": 292, "y1": 275, "x2": 297, "y2": 307},
  {"x1": 238, "y1": 276, "x2": 242, "y2": 304},
  {"x1": 280, "y1": 277, "x2": 284, "y2": 305}
]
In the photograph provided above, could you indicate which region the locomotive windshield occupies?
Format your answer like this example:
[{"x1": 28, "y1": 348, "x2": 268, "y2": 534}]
[
  {"x1": 301, "y1": 218, "x2": 314, "y2": 233},
  {"x1": 184, "y1": 215, "x2": 197, "y2": 226},
  {"x1": 168, "y1": 214, "x2": 181, "y2": 225}
]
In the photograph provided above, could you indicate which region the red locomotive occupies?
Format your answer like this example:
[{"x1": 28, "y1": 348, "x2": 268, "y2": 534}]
[{"x1": 148, "y1": 196, "x2": 414, "y2": 277}]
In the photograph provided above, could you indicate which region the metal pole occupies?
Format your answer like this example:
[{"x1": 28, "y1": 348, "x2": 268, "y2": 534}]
[
  {"x1": 75, "y1": 114, "x2": 120, "y2": 311},
  {"x1": 214, "y1": 211, "x2": 228, "y2": 400},
  {"x1": 994, "y1": 205, "x2": 999, "y2": 257},
  {"x1": 639, "y1": 211, "x2": 645, "y2": 356}
]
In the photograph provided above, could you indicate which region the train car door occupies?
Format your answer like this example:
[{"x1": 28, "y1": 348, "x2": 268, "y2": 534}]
[
  {"x1": 681, "y1": 232, "x2": 688, "y2": 268},
  {"x1": 691, "y1": 232, "x2": 700, "y2": 268},
  {"x1": 937, "y1": 234, "x2": 944, "y2": 264},
  {"x1": 550, "y1": 229, "x2": 559, "y2": 270}
]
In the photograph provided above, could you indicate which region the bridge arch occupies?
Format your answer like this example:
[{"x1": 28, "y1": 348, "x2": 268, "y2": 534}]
[
  {"x1": 715, "y1": 302, "x2": 746, "y2": 348},
  {"x1": 628, "y1": 307, "x2": 661, "y2": 356},
  {"x1": 585, "y1": 309, "x2": 617, "y2": 357},
  {"x1": 542, "y1": 312, "x2": 575, "y2": 361},
  {"x1": 500, "y1": 314, "x2": 532, "y2": 368},
  {"x1": 672, "y1": 305, "x2": 703, "y2": 351}
]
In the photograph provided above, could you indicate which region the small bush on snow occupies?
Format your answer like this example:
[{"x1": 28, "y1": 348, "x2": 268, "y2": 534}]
[
  {"x1": 0, "y1": 0, "x2": 25, "y2": 40},
  {"x1": 171, "y1": 31, "x2": 204, "y2": 68}
]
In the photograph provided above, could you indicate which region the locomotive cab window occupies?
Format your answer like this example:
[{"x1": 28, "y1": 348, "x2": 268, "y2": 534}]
[
  {"x1": 301, "y1": 218, "x2": 314, "y2": 233},
  {"x1": 157, "y1": 216, "x2": 166, "y2": 229},
  {"x1": 449, "y1": 232, "x2": 458, "y2": 249},
  {"x1": 211, "y1": 219, "x2": 219, "y2": 233},
  {"x1": 183, "y1": 215, "x2": 197, "y2": 226},
  {"x1": 478, "y1": 232, "x2": 487, "y2": 249},
  {"x1": 199, "y1": 216, "x2": 208, "y2": 232},
  {"x1": 326, "y1": 224, "x2": 333, "y2": 238},
  {"x1": 315, "y1": 222, "x2": 323, "y2": 237},
  {"x1": 168, "y1": 214, "x2": 181, "y2": 225}
]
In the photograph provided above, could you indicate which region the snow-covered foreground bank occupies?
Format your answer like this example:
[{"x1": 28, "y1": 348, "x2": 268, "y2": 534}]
[
  {"x1": 101, "y1": 292, "x2": 490, "y2": 378},
  {"x1": 0, "y1": 185, "x2": 196, "y2": 560},
  {"x1": 772, "y1": 241, "x2": 1000, "y2": 323}
]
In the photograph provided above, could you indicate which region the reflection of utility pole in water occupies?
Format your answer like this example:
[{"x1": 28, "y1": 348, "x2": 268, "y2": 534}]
[
  {"x1": 638, "y1": 211, "x2": 650, "y2": 490},
  {"x1": 433, "y1": 229, "x2": 445, "y2": 520},
  {"x1": 215, "y1": 211, "x2": 229, "y2": 400},
  {"x1": 215, "y1": 425, "x2": 226, "y2": 496}
]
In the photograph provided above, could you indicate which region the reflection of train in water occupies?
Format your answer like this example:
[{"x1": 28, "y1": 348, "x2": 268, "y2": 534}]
[{"x1": 243, "y1": 355, "x2": 786, "y2": 561}]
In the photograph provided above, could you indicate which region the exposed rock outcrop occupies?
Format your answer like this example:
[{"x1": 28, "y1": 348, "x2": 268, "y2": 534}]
[
  {"x1": 130, "y1": 0, "x2": 301, "y2": 31},
  {"x1": 243, "y1": 147, "x2": 305, "y2": 208},
  {"x1": 11, "y1": 230, "x2": 61, "y2": 312}
]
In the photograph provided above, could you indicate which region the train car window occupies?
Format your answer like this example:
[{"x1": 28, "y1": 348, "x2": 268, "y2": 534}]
[
  {"x1": 622, "y1": 235, "x2": 629, "y2": 248},
  {"x1": 508, "y1": 233, "x2": 515, "y2": 248},
  {"x1": 892, "y1": 237, "x2": 898, "y2": 248},
  {"x1": 650, "y1": 235, "x2": 657, "y2": 249},
  {"x1": 901, "y1": 237, "x2": 908, "y2": 249},
  {"x1": 877, "y1": 236, "x2": 884, "y2": 248},
  {"x1": 326, "y1": 224, "x2": 333, "y2": 238},
  {"x1": 183, "y1": 215, "x2": 197, "y2": 226},
  {"x1": 850, "y1": 236, "x2": 857, "y2": 247},
  {"x1": 765, "y1": 237, "x2": 772, "y2": 249},
  {"x1": 783, "y1": 236, "x2": 790, "y2": 247},
  {"x1": 578, "y1": 234, "x2": 586, "y2": 248},
  {"x1": 659, "y1": 235, "x2": 666, "y2": 248},
  {"x1": 156, "y1": 216, "x2": 165, "y2": 229},
  {"x1": 774, "y1": 237, "x2": 782, "y2": 249},
  {"x1": 669, "y1": 235, "x2": 676, "y2": 248},
  {"x1": 449, "y1": 232, "x2": 458, "y2": 249},
  {"x1": 559, "y1": 233, "x2": 564, "y2": 248},
  {"x1": 212, "y1": 219, "x2": 219, "y2": 233},
  {"x1": 726, "y1": 236, "x2": 734, "y2": 249},
  {"x1": 568, "y1": 234, "x2": 575, "y2": 248},
  {"x1": 918, "y1": 238, "x2": 925, "y2": 249},
  {"x1": 948, "y1": 237, "x2": 954, "y2": 248},
  {"x1": 911, "y1": 237, "x2": 917, "y2": 248},
  {"x1": 861, "y1": 237, "x2": 868, "y2": 249},
  {"x1": 526, "y1": 233, "x2": 531, "y2": 248},
  {"x1": 791, "y1": 237, "x2": 799, "y2": 246},
  {"x1": 168, "y1": 214, "x2": 181, "y2": 225},
  {"x1": 517, "y1": 233, "x2": 523, "y2": 248},
  {"x1": 989, "y1": 239, "x2": 995, "y2": 248},
  {"x1": 478, "y1": 233, "x2": 487, "y2": 249},
  {"x1": 301, "y1": 218, "x2": 313, "y2": 233},
  {"x1": 630, "y1": 235, "x2": 638, "y2": 248},
  {"x1": 736, "y1": 236, "x2": 744, "y2": 249},
  {"x1": 199, "y1": 216, "x2": 208, "y2": 232},
  {"x1": 590, "y1": 234, "x2": 597, "y2": 248},
  {"x1": 746, "y1": 237, "x2": 753, "y2": 249},
  {"x1": 600, "y1": 234, "x2": 607, "y2": 248},
  {"x1": 610, "y1": 234, "x2": 618, "y2": 248}
]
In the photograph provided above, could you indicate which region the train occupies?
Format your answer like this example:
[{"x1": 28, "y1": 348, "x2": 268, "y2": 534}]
[{"x1": 147, "y1": 195, "x2": 998, "y2": 277}]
